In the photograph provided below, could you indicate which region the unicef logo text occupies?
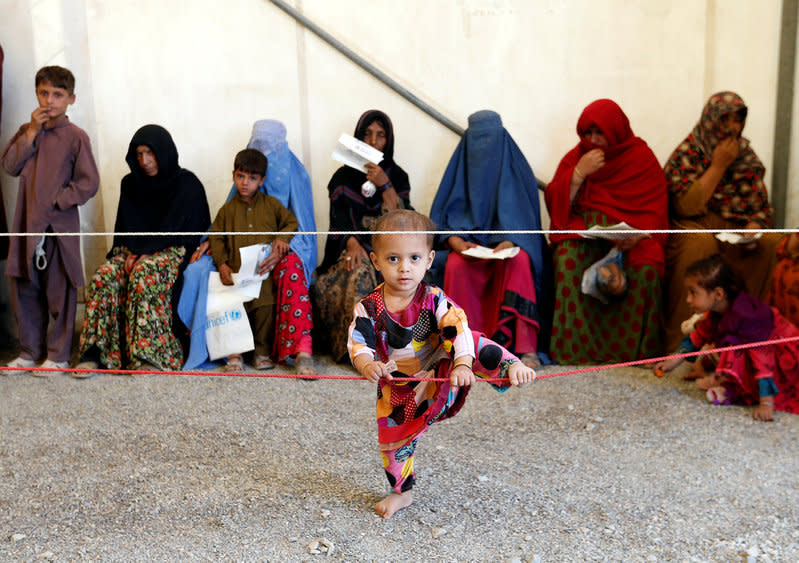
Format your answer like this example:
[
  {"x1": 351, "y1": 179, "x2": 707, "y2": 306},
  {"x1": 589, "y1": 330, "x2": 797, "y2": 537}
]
[{"x1": 206, "y1": 309, "x2": 244, "y2": 329}]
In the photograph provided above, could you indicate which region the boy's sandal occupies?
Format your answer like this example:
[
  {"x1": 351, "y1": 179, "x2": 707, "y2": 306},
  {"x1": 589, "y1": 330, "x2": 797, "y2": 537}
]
[
  {"x1": 520, "y1": 353, "x2": 541, "y2": 369},
  {"x1": 254, "y1": 355, "x2": 275, "y2": 371},
  {"x1": 224, "y1": 355, "x2": 245, "y2": 372},
  {"x1": 295, "y1": 354, "x2": 317, "y2": 379}
]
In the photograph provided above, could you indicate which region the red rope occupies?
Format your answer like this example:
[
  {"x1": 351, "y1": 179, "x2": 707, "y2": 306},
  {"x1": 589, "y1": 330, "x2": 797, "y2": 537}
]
[{"x1": 7, "y1": 335, "x2": 798, "y2": 382}]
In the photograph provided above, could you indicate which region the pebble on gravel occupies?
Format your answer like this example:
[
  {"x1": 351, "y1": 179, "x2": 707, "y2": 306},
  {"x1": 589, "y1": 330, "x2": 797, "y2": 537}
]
[
  {"x1": 432, "y1": 528, "x2": 447, "y2": 539},
  {"x1": 307, "y1": 538, "x2": 334, "y2": 556}
]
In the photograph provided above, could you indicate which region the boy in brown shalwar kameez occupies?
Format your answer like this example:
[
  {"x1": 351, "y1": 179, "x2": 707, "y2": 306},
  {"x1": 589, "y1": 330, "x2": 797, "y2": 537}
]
[
  {"x1": 209, "y1": 149, "x2": 298, "y2": 371},
  {"x1": 1, "y1": 66, "x2": 99, "y2": 375}
]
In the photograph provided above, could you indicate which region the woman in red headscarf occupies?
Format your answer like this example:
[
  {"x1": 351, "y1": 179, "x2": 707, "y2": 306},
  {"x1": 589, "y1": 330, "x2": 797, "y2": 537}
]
[{"x1": 545, "y1": 99, "x2": 668, "y2": 364}]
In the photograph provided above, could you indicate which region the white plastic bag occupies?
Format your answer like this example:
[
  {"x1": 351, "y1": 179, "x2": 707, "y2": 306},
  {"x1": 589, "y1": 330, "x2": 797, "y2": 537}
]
[
  {"x1": 205, "y1": 301, "x2": 255, "y2": 360},
  {"x1": 581, "y1": 247, "x2": 623, "y2": 304}
]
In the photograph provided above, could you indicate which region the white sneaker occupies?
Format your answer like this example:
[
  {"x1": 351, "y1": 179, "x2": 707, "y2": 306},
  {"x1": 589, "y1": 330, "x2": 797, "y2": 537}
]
[
  {"x1": 32, "y1": 359, "x2": 70, "y2": 377},
  {"x1": 2, "y1": 356, "x2": 37, "y2": 375}
]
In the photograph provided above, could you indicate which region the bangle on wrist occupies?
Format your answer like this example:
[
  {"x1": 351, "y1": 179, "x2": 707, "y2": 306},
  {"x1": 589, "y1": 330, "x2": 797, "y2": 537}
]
[
  {"x1": 573, "y1": 167, "x2": 585, "y2": 180},
  {"x1": 379, "y1": 181, "x2": 392, "y2": 192},
  {"x1": 453, "y1": 358, "x2": 472, "y2": 369}
]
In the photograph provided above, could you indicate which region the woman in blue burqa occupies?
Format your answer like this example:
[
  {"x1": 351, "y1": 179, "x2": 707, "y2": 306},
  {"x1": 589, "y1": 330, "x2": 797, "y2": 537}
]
[
  {"x1": 178, "y1": 120, "x2": 317, "y2": 374},
  {"x1": 430, "y1": 110, "x2": 552, "y2": 366}
]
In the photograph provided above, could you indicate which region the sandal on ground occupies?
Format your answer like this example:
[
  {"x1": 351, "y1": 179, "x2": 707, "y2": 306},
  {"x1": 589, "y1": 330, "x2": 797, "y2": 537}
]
[
  {"x1": 2, "y1": 356, "x2": 37, "y2": 376},
  {"x1": 254, "y1": 355, "x2": 275, "y2": 371},
  {"x1": 520, "y1": 352, "x2": 541, "y2": 369},
  {"x1": 224, "y1": 355, "x2": 245, "y2": 372},
  {"x1": 295, "y1": 353, "x2": 316, "y2": 379},
  {"x1": 71, "y1": 360, "x2": 101, "y2": 379},
  {"x1": 706, "y1": 385, "x2": 728, "y2": 404},
  {"x1": 33, "y1": 359, "x2": 70, "y2": 377}
]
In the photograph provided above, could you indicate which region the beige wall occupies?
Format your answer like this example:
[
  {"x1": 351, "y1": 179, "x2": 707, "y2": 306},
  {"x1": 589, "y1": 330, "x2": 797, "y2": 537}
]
[
  {"x1": 0, "y1": 0, "x2": 795, "y2": 278},
  {"x1": 788, "y1": 1, "x2": 799, "y2": 226}
]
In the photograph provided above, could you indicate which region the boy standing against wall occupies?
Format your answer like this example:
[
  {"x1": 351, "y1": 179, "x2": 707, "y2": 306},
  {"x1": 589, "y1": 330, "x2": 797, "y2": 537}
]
[{"x1": 1, "y1": 66, "x2": 99, "y2": 374}]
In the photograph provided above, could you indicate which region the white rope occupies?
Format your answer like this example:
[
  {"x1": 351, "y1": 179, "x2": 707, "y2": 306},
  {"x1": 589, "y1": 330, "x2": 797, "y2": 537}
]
[{"x1": 0, "y1": 228, "x2": 796, "y2": 238}]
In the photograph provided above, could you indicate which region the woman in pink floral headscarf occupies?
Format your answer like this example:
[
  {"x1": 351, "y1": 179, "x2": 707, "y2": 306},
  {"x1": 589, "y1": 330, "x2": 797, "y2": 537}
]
[{"x1": 662, "y1": 91, "x2": 780, "y2": 352}]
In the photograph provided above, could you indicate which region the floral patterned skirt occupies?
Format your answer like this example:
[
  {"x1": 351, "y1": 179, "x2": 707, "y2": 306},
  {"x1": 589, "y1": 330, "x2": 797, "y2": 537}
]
[
  {"x1": 273, "y1": 251, "x2": 313, "y2": 361},
  {"x1": 79, "y1": 246, "x2": 185, "y2": 370},
  {"x1": 312, "y1": 252, "x2": 378, "y2": 362}
]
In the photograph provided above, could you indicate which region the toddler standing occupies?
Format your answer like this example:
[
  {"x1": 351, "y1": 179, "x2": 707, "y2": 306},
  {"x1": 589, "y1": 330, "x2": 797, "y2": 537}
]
[
  {"x1": 348, "y1": 209, "x2": 535, "y2": 518},
  {"x1": 1, "y1": 66, "x2": 99, "y2": 374}
]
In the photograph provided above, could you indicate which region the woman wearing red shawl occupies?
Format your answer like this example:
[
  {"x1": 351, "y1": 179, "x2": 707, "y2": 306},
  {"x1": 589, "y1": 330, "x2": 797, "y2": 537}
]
[
  {"x1": 545, "y1": 99, "x2": 668, "y2": 364},
  {"x1": 662, "y1": 92, "x2": 780, "y2": 352}
]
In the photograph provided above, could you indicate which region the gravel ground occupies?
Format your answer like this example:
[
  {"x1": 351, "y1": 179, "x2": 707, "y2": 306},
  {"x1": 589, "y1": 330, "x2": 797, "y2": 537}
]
[{"x1": 1, "y1": 350, "x2": 799, "y2": 562}]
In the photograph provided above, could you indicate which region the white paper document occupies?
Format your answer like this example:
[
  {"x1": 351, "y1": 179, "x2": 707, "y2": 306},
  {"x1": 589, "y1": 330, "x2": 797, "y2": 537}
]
[
  {"x1": 461, "y1": 245, "x2": 521, "y2": 260},
  {"x1": 579, "y1": 222, "x2": 645, "y2": 241},
  {"x1": 715, "y1": 232, "x2": 762, "y2": 245},
  {"x1": 331, "y1": 134, "x2": 383, "y2": 172},
  {"x1": 237, "y1": 243, "x2": 272, "y2": 286},
  {"x1": 207, "y1": 272, "x2": 261, "y2": 312}
]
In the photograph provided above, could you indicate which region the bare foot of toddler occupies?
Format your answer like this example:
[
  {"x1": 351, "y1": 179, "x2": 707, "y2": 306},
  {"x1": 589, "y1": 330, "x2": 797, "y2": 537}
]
[
  {"x1": 508, "y1": 361, "x2": 536, "y2": 386},
  {"x1": 374, "y1": 491, "x2": 413, "y2": 519},
  {"x1": 683, "y1": 361, "x2": 707, "y2": 381}
]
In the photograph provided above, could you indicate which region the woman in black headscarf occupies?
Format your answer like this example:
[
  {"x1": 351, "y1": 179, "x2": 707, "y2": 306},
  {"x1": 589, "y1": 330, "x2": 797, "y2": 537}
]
[
  {"x1": 312, "y1": 109, "x2": 412, "y2": 362},
  {"x1": 75, "y1": 124, "x2": 210, "y2": 375}
]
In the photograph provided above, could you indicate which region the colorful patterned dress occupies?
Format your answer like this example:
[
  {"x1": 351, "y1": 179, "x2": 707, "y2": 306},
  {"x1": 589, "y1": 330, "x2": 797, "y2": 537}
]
[{"x1": 349, "y1": 282, "x2": 520, "y2": 493}]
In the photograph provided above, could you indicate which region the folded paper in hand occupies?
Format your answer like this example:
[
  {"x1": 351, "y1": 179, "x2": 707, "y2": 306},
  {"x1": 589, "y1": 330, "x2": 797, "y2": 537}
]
[
  {"x1": 715, "y1": 232, "x2": 762, "y2": 245},
  {"x1": 460, "y1": 245, "x2": 521, "y2": 260},
  {"x1": 332, "y1": 134, "x2": 383, "y2": 172},
  {"x1": 206, "y1": 272, "x2": 260, "y2": 313},
  {"x1": 237, "y1": 243, "x2": 272, "y2": 286},
  {"x1": 579, "y1": 222, "x2": 644, "y2": 241}
]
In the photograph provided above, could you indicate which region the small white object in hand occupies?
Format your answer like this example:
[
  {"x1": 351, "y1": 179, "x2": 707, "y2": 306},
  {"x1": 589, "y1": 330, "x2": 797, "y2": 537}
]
[{"x1": 361, "y1": 180, "x2": 377, "y2": 197}]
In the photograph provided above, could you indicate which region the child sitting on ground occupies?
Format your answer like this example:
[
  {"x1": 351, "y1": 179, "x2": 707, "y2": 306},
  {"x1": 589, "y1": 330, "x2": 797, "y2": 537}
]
[
  {"x1": 1, "y1": 66, "x2": 99, "y2": 375},
  {"x1": 209, "y1": 149, "x2": 298, "y2": 371},
  {"x1": 347, "y1": 209, "x2": 536, "y2": 519},
  {"x1": 654, "y1": 254, "x2": 799, "y2": 421}
]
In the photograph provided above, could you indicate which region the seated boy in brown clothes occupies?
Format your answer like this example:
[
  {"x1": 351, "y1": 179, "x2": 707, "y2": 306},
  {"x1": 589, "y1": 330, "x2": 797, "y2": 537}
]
[{"x1": 209, "y1": 149, "x2": 298, "y2": 371}]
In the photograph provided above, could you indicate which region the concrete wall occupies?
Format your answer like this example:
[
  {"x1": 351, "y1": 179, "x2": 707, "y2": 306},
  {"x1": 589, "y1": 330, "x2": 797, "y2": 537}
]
[
  {"x1": 788, "y1": 1, "x2": 799, "y2": 226},
  {"x1": 0, "y1": 0, "x2": 795, "y2": 281}
]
